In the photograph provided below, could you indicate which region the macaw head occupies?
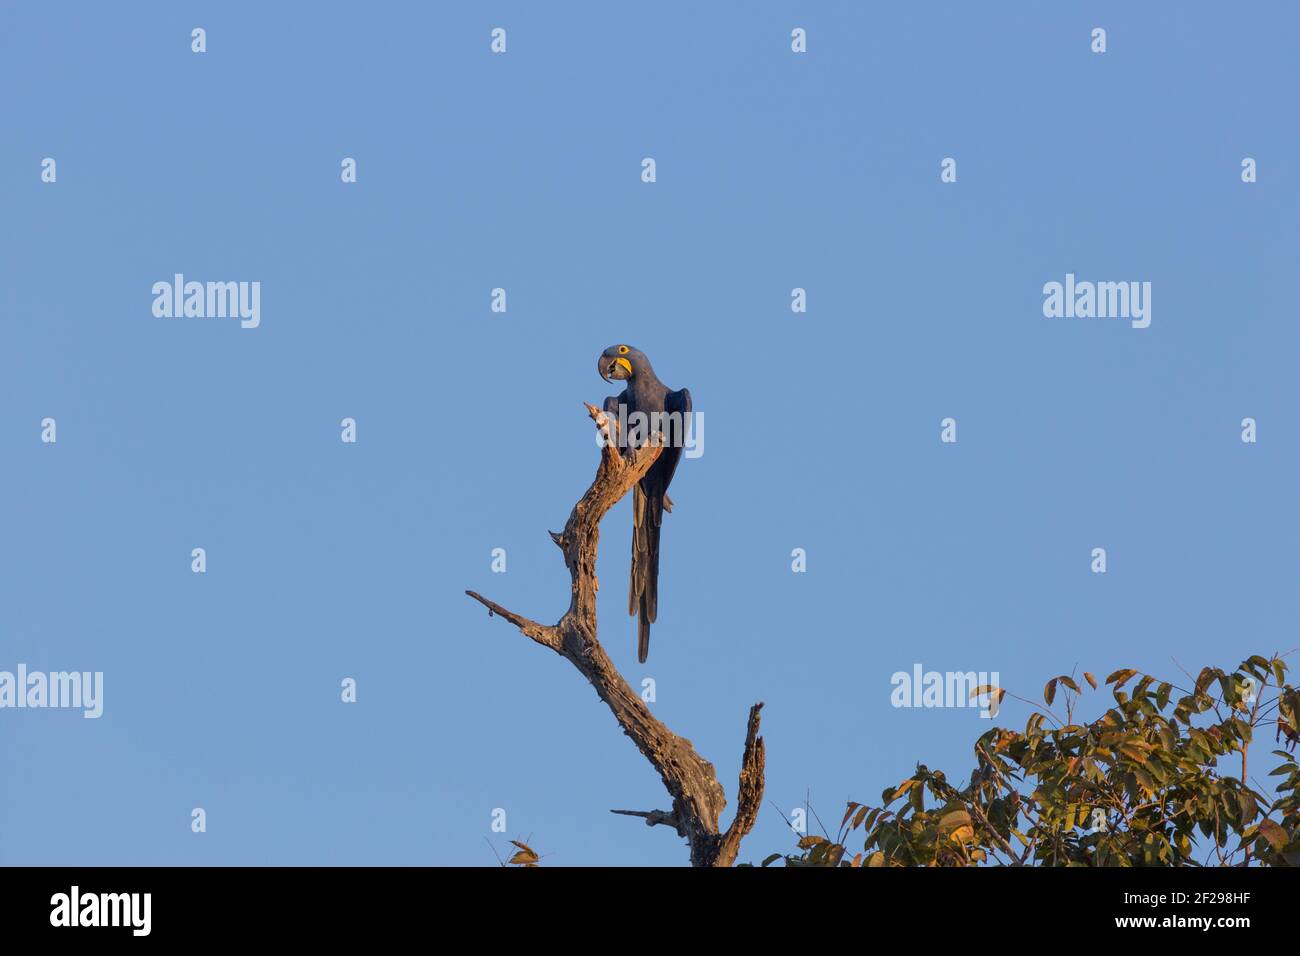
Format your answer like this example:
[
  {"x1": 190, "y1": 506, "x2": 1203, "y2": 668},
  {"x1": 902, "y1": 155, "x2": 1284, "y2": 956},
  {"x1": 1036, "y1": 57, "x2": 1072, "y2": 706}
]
[{"x1": 598, "y1": 344, "x2": 651, "y2": 383}]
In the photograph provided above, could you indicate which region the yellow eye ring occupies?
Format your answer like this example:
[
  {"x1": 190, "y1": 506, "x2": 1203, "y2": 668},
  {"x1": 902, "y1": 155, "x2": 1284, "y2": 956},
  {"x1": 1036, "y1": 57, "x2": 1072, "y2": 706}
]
[{"x1": 618, "y1": 345, "x2": 629, "y2": 355}]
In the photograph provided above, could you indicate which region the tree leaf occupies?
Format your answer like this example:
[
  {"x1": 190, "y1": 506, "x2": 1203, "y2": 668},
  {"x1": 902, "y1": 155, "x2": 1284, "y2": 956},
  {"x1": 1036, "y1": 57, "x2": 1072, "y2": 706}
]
[
  {"x1": 1257, "y1": 819, "x2": 1287, "y2": 850},
  {"x1": 841, "y1": 802, "x2": 859, "y2": 828},
  {"x1": 1237, "y1": 791, "x2": 1258, "y2": 823},
  {"x1": 508, "y1": 847, "x2": 539, "y2": 866},
  {"x1": 938, "y1": 809, "x2": 972, "y2": 834},
  {"x1": 885, "y1": 778, "x2": 916, "y2": 803},
  {"x1": 1156, "y1": 682, "x2": 1172, "y2": 710}
]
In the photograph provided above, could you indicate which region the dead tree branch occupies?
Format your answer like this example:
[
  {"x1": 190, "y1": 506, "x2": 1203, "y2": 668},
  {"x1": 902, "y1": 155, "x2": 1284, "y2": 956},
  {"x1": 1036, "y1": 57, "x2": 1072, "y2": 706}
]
[{"x1": 466, "y1": 403, "x2": 766, "y2": 867}]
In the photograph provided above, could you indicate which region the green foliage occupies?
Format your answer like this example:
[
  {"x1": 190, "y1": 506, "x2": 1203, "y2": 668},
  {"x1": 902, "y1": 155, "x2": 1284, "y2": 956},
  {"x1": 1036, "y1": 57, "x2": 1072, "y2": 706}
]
[{"x1": 772, "y1": 654, "x2": 1300, "y2": 867}]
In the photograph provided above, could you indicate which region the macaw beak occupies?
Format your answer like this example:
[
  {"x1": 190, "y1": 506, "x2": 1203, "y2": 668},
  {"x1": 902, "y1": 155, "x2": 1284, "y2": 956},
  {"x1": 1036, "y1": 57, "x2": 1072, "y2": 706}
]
[{"x1": 599, "y1": 355, "x2": 633, "y2": 382}]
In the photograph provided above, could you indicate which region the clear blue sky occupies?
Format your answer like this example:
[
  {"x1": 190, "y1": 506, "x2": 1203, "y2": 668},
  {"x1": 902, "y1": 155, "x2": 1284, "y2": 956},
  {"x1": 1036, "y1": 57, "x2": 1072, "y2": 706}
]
[{"x1": 2, "y1": 2, "x2": 1297, "y2": 865}]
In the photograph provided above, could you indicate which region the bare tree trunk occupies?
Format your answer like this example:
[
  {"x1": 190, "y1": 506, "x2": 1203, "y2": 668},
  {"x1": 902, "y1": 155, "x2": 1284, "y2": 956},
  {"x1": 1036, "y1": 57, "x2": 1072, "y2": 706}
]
[{"x1": 467, "y1": 403, "x2": 765, "y2": 867}]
